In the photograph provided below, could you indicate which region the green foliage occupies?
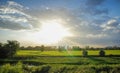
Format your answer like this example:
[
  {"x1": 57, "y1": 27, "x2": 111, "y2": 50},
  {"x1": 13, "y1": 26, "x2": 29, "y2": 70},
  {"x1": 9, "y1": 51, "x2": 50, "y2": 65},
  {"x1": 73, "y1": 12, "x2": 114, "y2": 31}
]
[
  {"x1": 0, "y1": 62, "x2": 23, "y2": 73},
  {"x1": 82, "y1": 50, "x2": 88, "y2": 57},
  {"x1": 72, "y1": 46, "x2": 81, "y2": 51},
  {"x1": 0, "y1": 40, "x2": 20, "y2": 58},
  {"x1": 33, "y1": 65, "x2": 51, "y2": 73},
  {"x1": 85, "y1": 46, "x2": 90, "y2": 49},
  {"x1": 0, "y1": 63, "x2": 120, "y2": 73},
  {"x1": 40, "y1": 45, "x2": 45, "y2": 52},
  {"x1": 99, "y1": 50, "x2": 105, "y2": 56}
]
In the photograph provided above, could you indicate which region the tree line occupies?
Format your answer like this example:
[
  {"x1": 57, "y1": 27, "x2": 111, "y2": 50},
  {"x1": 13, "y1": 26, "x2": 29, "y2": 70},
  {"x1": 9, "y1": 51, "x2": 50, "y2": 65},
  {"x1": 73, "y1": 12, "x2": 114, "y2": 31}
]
[
  {"x1": 0, "y1": 40, "x2": 119, "y2": 58},
  {"x1": 72, "y1": 46, "x2": 120, "y2": 50},
  {"x1": 20, "y1": 45, "x2": 120, "y2": 51}
]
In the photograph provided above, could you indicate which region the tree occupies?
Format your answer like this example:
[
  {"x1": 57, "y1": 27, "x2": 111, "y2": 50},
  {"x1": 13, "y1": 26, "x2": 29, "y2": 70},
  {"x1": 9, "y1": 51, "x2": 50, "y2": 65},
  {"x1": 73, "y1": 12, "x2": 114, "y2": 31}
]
[
  {"x1": 6, "y1": 40, "x2": 20, "y2": 57},
  {"x1": 0, "y1": 42, "x2": 6, "y2": 58},
  {"x1": 0, "y1": 40, "x2": 20, "y2": 58},
  {"x1": 0, "y1": 43, "x2": 2, "y2": 47},
  {"x1": 40, "y1": 45, "x2": 44, "y2": 52},
  {"x1": 72, "y1": 46, "x2": 81, "y2": 51},
  {"x1": 20, "y1": 46, "x2": 25, "y2": 50},
  {"x1": 85, "y1": 46, "x2": 89, "y2": 50},
  {"x1": 99, "y1": 49, "x2": 105, "y2": 56},
  {"x1": 82, "y1": 50, "x2": 88, "y2": 57},
  {"x1": 58, "y1": 46, "x2": 63, "y2": 52},
  {"x1": 35, "y1": 46, "x2": 41, "y2": 50}
]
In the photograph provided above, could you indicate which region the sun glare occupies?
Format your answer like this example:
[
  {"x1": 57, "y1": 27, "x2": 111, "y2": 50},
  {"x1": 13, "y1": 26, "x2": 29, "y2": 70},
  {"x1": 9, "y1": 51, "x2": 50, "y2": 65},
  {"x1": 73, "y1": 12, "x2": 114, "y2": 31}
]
[{"x1": 33, "y1": 20, "x2": 72, "y2": 44}]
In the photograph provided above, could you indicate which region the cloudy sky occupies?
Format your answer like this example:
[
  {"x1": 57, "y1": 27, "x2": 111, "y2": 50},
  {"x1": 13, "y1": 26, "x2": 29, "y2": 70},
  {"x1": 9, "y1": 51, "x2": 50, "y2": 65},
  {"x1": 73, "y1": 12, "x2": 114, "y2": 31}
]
[{"x1": 0, "y1": 0, "x2": 120, "y2": 47}]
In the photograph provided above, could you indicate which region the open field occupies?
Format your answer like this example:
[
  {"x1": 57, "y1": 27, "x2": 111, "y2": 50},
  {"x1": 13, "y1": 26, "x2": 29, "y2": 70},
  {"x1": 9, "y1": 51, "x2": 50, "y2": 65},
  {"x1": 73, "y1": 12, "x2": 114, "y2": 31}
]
[
  {"x1": 0, "y1": 50, "x2": 120, "y2": 73},
  {"x1": 17, "y1": 50, "x2": 120, "y2": 56}
]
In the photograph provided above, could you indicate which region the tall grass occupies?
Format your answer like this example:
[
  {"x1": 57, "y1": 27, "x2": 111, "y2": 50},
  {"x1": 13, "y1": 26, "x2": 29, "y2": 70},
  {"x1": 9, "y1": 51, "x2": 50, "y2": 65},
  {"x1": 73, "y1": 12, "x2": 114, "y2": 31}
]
[
  {"x1": 0, "y1": 62, "x2": 23, "y2": 73},
  {"x1": 0, "y1": 62, "x2": 120, "y2": 73}
]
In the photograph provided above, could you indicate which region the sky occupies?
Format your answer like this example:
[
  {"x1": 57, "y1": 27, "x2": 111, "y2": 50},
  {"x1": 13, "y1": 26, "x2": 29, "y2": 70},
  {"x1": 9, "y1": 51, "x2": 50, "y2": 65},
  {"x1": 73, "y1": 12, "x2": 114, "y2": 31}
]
[{"x1": 0, "y1": 0, "x2": 120, "y2": 47}]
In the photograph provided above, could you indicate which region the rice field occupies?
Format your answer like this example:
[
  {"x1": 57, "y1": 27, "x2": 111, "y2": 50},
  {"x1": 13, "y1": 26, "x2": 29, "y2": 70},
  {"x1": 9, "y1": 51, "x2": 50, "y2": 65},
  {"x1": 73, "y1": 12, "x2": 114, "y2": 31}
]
[
  {"x1": 16, "y1": 50, "x2": 120, "y2": 56},
  {"x1": 0, "y1": 50, "x2": 120, "y2": 73}
]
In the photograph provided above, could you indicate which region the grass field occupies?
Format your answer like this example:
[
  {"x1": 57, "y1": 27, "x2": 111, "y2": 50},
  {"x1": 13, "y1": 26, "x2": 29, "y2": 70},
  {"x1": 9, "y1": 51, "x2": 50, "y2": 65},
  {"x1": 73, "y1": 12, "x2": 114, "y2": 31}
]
[
  {"x1": 17, "y1": 50, "x2": 120, "y2": 56},
  {"x1": 0, "y1": 50, "x2": 120, "y2": 73}
]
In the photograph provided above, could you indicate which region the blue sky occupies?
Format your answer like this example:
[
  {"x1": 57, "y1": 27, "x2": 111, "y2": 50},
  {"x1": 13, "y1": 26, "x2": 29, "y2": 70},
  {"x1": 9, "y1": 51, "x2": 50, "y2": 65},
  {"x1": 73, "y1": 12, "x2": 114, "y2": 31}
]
[{"x1": 0, "y1": 0, "x2": 120, "y2": 47}]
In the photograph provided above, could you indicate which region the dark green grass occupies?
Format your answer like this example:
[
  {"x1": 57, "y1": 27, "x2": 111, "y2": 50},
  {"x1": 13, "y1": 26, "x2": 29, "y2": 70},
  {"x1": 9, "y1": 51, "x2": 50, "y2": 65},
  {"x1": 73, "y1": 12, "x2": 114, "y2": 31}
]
[{"x1": 0, "y1": 56, "x2": 120, "y2": 66}]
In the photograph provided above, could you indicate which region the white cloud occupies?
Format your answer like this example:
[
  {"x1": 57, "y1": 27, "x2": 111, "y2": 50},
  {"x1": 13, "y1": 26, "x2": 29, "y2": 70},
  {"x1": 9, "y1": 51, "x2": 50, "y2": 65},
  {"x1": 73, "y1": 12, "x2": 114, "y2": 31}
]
[
  {"x1": 0, "y1": 1, "x2": 40, "y2": 30},
  {"x1": 101, "y1": 19, "x2": 120, "y2": 31},
  {"x1": 86, "y1": 33, "x2": 108, "y2": 38},
  {"x1": 7, "y1": 1, "x2": 23, "y2": 8}
]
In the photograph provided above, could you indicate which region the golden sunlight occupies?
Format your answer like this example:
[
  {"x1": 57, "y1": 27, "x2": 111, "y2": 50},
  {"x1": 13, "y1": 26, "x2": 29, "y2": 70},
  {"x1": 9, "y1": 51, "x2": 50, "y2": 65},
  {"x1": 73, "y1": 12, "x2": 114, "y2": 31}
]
[{"x1": 33, "y1": 19, "x2": 72, "y2": 44}]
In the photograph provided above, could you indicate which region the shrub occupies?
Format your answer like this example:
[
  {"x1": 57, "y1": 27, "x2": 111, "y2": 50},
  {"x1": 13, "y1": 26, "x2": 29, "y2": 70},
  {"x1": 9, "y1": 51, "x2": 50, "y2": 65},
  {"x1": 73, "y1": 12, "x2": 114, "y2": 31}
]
[
  {"x1": 0, "y1": 62, "x2": 23, "y2": 73},
  {"x1": 82, "y1": 50, "x2": 88, "y2": 57},
  {"x1": 99, "y1": 50, "x2": 105, "y2": 56},
  {"x1": 33, "y1": 65, "x2": 51, "y2": 73}
]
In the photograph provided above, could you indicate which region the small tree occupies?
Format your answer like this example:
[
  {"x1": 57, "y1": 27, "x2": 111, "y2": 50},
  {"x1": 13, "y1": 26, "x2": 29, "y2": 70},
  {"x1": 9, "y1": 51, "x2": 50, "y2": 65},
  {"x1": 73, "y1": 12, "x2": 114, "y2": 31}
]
[
  {"x1": 85, "y1": 46, "x2": 89, "y2": 50},
  {"x1": 41, "y1": 45, "x2": 44, "y2": 52},
  {"x1": 82, "y1": 50, "x2": 88, "y2": 57},
  {"x1": 58, "y1": 46, "x2": 62, "y2": 52},
  {"x1": 99, "y1": 49, "x2": 105, "y2": 56}
]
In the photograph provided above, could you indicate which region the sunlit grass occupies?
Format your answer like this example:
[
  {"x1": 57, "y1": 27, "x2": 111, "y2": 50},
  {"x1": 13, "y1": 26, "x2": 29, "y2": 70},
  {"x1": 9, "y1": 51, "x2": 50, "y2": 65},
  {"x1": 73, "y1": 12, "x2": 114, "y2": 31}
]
[{"x1": 17, "y1": 50, "x2": 120, "y2": 57}]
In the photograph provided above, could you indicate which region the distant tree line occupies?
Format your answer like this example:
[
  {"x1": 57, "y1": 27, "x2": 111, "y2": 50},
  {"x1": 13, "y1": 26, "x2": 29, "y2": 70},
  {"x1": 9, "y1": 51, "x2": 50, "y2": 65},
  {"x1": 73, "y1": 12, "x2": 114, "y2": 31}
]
[
  {"x1": 72, "y1": 46, "x2": 120, "y2": 51},
  {"x1": 0, "y1": 40, "x2": 119, "y2": 58},
  {"x1": 20, "y1": 45, "x2": 120, "y2": 51},
  {"x1": 20, "y1": 45, "x2": 58, "y2": 51}
]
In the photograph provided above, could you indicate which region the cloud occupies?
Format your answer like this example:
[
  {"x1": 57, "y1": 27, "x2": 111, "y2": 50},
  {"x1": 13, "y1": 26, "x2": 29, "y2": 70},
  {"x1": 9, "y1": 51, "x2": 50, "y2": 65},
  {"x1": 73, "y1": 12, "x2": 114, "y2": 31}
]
[
  {"x1": 86, "y1": 33, "x2": 108, "y2": 38},
  {"x1": 107, "y1": 19, "x2": 119, "y2": 27},
  {"x1": 101, "y1": 19, "x2": 120, "y2": 32},
  {"x1": 0, "y1": 1, "x2": 39, "y2": 30},
  {"x1": 44, "y1": 3, "x2": 119, "y2": 47},
  {"x1": 78, "y1": 0, "x2": 108, "y2": 15},
  {"x1": 7, "y1": 1, "x2": 24, "y2": 9},
  {"x1": 0, "y1": 1, "x2": 29, "y2": 17},
  {"x1": 0, "y1": 20, "x2": 31, "y2": 30},
  {"x1": 0, "y1": 0, "x2": 119, "y2": 47}
]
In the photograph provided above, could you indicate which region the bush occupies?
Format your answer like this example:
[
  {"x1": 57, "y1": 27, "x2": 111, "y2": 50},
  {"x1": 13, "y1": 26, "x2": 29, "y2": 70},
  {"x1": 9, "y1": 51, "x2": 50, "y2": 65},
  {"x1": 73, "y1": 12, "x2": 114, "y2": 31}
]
[
  {"x1": 33, "y1": 65, "x2": 51, "y2": 73},
  {"x1": 99, "y1": 50, "x2": 105, "y2": 56},
  {"x1": 0, "y1": 62, "x2": 23, "y2": 73},
  {"x1": 82, "y1": 50, "x2": 88, "y2": 57}
]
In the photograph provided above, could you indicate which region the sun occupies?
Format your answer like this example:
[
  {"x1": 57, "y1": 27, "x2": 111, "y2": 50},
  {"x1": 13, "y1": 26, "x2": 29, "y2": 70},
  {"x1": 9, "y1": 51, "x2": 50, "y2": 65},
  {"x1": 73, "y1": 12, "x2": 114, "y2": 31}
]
[{"x1": 33, "y1": 19, "x2": 72, "y2": 44}]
